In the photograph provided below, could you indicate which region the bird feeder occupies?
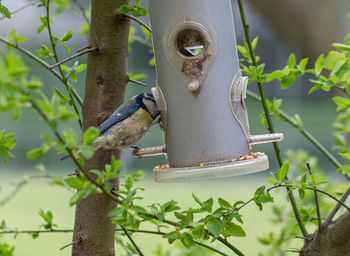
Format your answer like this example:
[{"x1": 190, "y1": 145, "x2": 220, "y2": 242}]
[{"x1": 133, "y1": 0, "x2": 283, "y2": 182}]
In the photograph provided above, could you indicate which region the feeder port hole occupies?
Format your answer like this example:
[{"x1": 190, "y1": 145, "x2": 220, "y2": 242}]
[{"x1": 175, "y1": 28, "x2": 206, "y2": 58}]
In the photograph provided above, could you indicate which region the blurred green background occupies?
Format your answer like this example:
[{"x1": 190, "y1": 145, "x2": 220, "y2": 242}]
[{"x1": 1, "y1": 0, "x2": 349, "y2": 255}]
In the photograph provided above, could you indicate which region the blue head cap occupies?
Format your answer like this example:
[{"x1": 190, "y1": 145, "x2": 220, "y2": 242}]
[{"x1": 136, "y1": 93, "x2": 159, "y2": 118}]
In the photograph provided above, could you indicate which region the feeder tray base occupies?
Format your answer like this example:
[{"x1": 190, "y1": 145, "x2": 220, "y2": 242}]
[{"x1": 153, "y1": 154, "x2": 269, "y2": 182}]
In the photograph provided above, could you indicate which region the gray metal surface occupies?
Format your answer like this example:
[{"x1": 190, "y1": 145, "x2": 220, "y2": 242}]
[
  {"x1": 154, "y1": 154, "x2": 269, "y2": 182},
  {"x1": 149, "y1": 0, "x2": 250, "y2": 168}
]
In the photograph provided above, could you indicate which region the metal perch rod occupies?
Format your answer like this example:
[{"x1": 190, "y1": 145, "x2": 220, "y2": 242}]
[
  {"x1": 132, "y1": 145, "x2": 167, "y2": 158},
  {"x1": 249, "y1": 133, "x2": 284, "y2": 145}
]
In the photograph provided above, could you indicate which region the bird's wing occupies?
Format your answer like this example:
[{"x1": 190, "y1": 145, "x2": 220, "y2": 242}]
[{"x1": 98, "y1": 104, "x2": 140, "y2": 135}]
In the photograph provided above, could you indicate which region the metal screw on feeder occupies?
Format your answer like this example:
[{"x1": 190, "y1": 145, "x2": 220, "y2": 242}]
[{"x1": 133, "y1": 0, "x2": 284, "y2": 182}]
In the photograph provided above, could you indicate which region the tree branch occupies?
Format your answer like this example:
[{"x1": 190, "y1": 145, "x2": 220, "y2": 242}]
[
  {"x1": 246, "y1": 90, "x2": 349, "y2": 181},
  {"x1": 122, "y1": 13, "x2": 151, "y2": 33},
  {"x1": 237, "y1": 0, "x2": 308, "y2": 237},
  {"x1": 120, "y1": 225, "x2": 144, "y2": 256},
  {"x1": 266, "y1": 185, "x2": 350, "y2": 211},
  {"x1": 128, "y1": 78, "x2": 147, "y2": 87},
  {"x1": 70, "y1": 0, "x2": 89, "y2": 23},
  {"x1": 0, "y1": 174, "x2": 50, "y2": 207},
  {"x1": 324, "y1": 186, "x2": 350, "y2": 226},
  {"x1": 307, "y1": 163, "x2": 322, "y2": 229},
  {"x1": 46, "y1": 0, "x2": 82, "y2": 129},
  {"x1": 1, "y1": 227, "x2": 229, "y2": 256},
  {"x1": 49, "y1": 47, "x2": 98, "y2": 69},
  {"x1": 0, "y1": 37, "x2": 83, "y2": 106},
  {"x1": 0, "y1": 0, "x2": 40, "y2": 21}
]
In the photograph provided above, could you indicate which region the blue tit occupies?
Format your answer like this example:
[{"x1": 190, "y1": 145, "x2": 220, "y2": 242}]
[{"x1": 61, "y1": 92, "x2": 160, "y2": 160}]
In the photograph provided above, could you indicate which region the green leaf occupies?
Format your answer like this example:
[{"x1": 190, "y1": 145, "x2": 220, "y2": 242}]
[
  {"x1": 225, "y1": 222, "x2": 246, "y2": 237},
  {"x1": 298, "y1": 58, "x2": 308, "y2": 72},
  {"x1": 203, "y1": 197, "x2": 214, "y2": 212},
  {"x1": 38, "y1": 209, "x2": 52, "y2": 223},
  {"x1": 54, "y1": 88, "x2": 68, "y2": 104},
  {"x1": 163, "y1": 231, "x2": 179, "y2": 244},
  {"x1": 333, "y1": 96, "x2": 350, "y2": 111},
  {"x1": 287, "y1": 53, "x2": 296, "y2": 68},
  {"x1": 334, "y1": 132, "x2": 346, "y2": 149},
  {"x1": 70, "y1": 191, "x2": 84, "y2": 206},
  {"x1": 125, "y1": 176, "x2": 133, "y2": 190},
  {"x1": 309, "y1": 174, "x2": 317, "y2": 185},
  {"x1": 192, "y1": 193, "x2": 205, "y2": 208},
  {"x1": 297, "y1": 188, "x2": 305, "y2": 199},
  {"x1": 59, "y1": 108, "x2": 78, "y2": 121},
  {"x1": 108, "y1": 207, "x2": 125, "y2": 217},
  {"x1": 82, "y1": 127, "x2": 100, "y2": 145},
  {"x1": 27, "y1": 147, "x2": 48, "y2": 159},
  {"x1": 333, "y1": 43, "x2": 350, "y2": 52},
  {"x1": 339, "y1": 153, "x2": 350, "y2": 163},
  {"x1": 192, "y1": 224, "x2": 205, "y2": 239},
  {"x1": 254, "y1": 186, "x2": 274, "y2": 210},
  {"x1": 60, "y1": 30, "x2": 74, "y2": 42},
  {"x1": 64, "y1": 176, "x2": 84, "y2": 189},
  {"x1": 323, "y1": 51, "x2": 345, "y2": 70},
  {"x1": 280, "y1": 74, "x2": 296, "y2": 89},
  {"x1": 36, "y1": 45, "x2": 51, "y2": 58},
  {"x1": 0, "y1": 5, "x2": 11, "y2": 19},
  {"x1": 314, "y1": 54, "x2": 324, "y2": 76},
  {"x1": 337, "y1": 165, "x2": 350, "y2": 174},
  {"x1": 300, "y1": 173, "x2": 307, "y2": 185},
  {"x1": 119, "y1": 4, "x2": 130, "y2": 14},
  {"x1": 180, "y1": 232, "x2": 196, "y2": 248},
  {"x1": 7, "y1": 29, "x2": 27, "y2": 44},
  {"x1": 251, "y1": 37, "x2": 259, "y2": 50},
  {"x1": 218, "y1": 197, "x2": 232, "y2": 209},
  {"x1": 132, "y1": 6, "x2": 147, "y2": 17},
  {"x1": 308, "y1": 83, "x2": 322, "y2": 95},
  {"x1": 277, "y1": 163, "x2": 289, "y2": 181},
  {"x1": 206, "y1": 218, "x2": 221, "y2": 238}
]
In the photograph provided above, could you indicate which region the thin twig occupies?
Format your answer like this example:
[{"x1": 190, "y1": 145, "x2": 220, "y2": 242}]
[
  {"x1": 120, "y1": 225, "x2": 144, "y2": 256},
  {"x1": 0, "y1": 0, "x2": 40, "y2": 21},
  {"x1": 70, "y1": 0, "x2": 89, "y2": 23},
  {"x1": 235, "y1": 198, "x2": 254, "y2": 212},
  {"x1": 267, "y1": 185, "x2": 350, "y2": 211},
  {"x1": 60, "y1": 236, "x2": 83, "y2": 250},
  {"x1": 237, "y1": 0, "x2": 308, "y2": 237},
  {"x1": 0, "y1": 174, "x2": 50, "y2": 207},
  {"x1": 60, "y1": 241, "x2": 77, "y2": 251},
  {"x1": 49, "y1": 46, "x2": 98, "y2": 69},
  {"x1": 128, "y1": 78, "x2": 148, "y2": 87},
  {"x1": 0, "y1": 37, "x2": 83, "y2": 106},
  {"x1": 122, "y1": 13, "x2": 151, "y2": 33},
  {"x1": 307, "y1": 163, "x2": 322, "y2": 229},
  {"x1": 246, "y1": 90, "x2": 350, "y2": 181},
  {"x1": 324, "y1": 186, "x2": 350, "y2": 226},
  {"x1": 46, "y1": 0, "x2": 82, "y2": 129},
  {"x1": 1, "y1": 228, "x2": 229, "y2": 256}
]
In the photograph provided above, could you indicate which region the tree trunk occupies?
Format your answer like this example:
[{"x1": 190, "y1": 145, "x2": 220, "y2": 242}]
[
  {"x1": 72, "y1": 0, "x2": 130, "y2": 255},
  {"x1": 300, "y1": 211, "x2": 350, "y2": 256}
]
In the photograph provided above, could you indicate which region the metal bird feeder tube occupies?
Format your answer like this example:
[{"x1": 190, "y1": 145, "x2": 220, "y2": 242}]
[{"x1": 142, "y1": 0, "x2": 283, "y2": 182}]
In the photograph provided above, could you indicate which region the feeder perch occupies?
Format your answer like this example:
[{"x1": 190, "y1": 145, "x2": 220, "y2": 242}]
[{"x1": 135, "y1": 0, "x2": 283, "y2": 182}]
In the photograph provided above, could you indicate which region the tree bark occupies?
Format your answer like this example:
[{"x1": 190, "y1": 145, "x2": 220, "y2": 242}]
[
  {"x1": 72, "y1": 1, "x2": 129, "y2": 255},
  {"x1": 300, "y1": 211, "x2": 350, "y2": 256}
]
